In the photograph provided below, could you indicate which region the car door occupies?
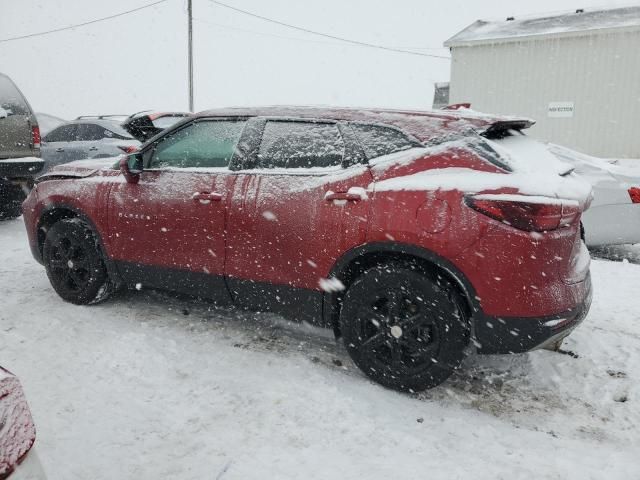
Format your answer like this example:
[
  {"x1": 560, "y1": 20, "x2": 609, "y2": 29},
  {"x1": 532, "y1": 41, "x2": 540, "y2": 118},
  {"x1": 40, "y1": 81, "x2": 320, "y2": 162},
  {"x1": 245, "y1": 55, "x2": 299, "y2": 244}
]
[
  {"x1": 107, "y1": 118, "x2": 248, "y2": 301},
  {"x1": 40, "y1": 124, "x2": 79, "y2": 169},
  {"x1": 225, "y1": 118, "x2": 373, "y2": 321}
]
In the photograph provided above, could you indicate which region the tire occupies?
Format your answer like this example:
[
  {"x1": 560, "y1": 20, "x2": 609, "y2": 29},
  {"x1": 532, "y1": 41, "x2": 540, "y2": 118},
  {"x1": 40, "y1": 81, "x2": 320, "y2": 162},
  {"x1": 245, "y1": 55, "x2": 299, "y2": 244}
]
[
  {"x1": 340, "y1": 263, "x2": 469, "y2": 392},
  {"x1": 43, "y1": 218, "x2": 113, "y2": 304}
]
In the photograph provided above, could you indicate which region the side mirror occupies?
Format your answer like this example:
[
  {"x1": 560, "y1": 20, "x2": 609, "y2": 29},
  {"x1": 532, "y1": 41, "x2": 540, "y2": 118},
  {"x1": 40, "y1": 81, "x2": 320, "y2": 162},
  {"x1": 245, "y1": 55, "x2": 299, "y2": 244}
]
[{"x1": 120, "y1": 153, "x2": 143, "y2": 184}]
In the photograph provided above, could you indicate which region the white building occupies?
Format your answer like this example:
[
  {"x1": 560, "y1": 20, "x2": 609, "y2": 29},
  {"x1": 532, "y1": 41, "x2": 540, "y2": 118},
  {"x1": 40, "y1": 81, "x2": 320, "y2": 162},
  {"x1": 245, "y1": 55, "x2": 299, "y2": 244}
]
[{"x1": 445, "y1": 7, "x2": 640, "y2": 158}]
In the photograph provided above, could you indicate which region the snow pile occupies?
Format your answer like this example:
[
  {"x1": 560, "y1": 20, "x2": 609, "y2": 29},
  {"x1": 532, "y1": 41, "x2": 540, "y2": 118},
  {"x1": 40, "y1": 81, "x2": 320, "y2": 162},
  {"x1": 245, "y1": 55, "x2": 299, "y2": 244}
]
[
  {"x1": 1, "y1": 219, "x2": 639, "y2": 479},
  {"x1": 486, "y1": 133, "x2": 573, "y2": 175},
  {"x1": 375, "y1": 168, "x2": 591, "y2": 204},
  {"x1": 374, "y1": 134, "x2": 592, "y2": 205}
]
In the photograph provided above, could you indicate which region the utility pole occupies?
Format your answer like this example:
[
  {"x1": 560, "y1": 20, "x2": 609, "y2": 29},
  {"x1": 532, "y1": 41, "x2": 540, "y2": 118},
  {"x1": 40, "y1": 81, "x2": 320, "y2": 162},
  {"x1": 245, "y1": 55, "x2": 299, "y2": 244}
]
[{"x1": 187, "y1": 0, "x2": 194, "y2": 112}]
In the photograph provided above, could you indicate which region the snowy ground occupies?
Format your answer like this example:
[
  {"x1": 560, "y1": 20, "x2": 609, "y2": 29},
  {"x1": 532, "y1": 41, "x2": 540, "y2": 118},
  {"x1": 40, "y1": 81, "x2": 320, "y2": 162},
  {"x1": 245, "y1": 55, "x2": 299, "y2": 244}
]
[{"x1": 1, "y1": 218, "x2": 639, "y2": 479}]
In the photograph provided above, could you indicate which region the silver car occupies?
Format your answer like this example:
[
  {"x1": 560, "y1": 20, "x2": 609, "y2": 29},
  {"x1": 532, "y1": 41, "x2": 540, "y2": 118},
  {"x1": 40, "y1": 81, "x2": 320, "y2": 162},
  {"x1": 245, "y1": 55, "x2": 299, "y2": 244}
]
[
  {"x1": 549, "y1": 144, "x2": 640, "y2": 246},
  {"x1": 41, "y1": 117, "x2": 140, "y2": 171}
]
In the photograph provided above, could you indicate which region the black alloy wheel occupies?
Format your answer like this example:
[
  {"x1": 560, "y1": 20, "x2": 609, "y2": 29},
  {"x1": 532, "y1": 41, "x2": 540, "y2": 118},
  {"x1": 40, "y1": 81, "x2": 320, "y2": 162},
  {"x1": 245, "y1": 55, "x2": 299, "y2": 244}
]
[
  {"x1": 340, "y1": 263, "x2": 469, "y2": 392},
  {"x1": 43, "y1": 218, "x2": 112, "y2": 304}
]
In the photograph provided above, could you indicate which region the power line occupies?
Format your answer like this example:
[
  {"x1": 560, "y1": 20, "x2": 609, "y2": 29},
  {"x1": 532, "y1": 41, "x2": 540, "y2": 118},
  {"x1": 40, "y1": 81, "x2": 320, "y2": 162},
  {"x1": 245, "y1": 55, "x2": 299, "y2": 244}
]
[
  {"x1": 195, "y1": 16, "x2": 448, "y2": 52},
  {"x1": 207, "y1": 0, "x2": 450, "y2": 60},
  {"x1": 0, "y1": 0, "x2": 171, "y2": 44}
]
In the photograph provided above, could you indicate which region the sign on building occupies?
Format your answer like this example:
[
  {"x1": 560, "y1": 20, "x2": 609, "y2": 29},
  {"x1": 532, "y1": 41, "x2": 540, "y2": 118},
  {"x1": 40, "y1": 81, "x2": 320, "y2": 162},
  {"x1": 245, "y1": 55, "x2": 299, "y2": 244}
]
[{"x1": 548, "y1": 102, "x2": 575, "y2": 118}]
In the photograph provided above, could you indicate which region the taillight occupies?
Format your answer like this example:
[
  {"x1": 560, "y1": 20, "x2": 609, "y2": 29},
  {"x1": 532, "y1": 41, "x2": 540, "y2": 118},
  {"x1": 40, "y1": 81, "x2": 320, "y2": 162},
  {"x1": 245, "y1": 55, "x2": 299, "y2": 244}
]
[
  {"x1": 465, "y1": 195, "x2": 579, "y2": 232},
  {"x1": 31, "y1": 125, "x2": 41, "y2": 148},
  {"x1": 628, "y1": 187, "x2": 640, "y2": 204},
  {"x1": 118, "y1": 145, "x2": 138, "y2": 154}
]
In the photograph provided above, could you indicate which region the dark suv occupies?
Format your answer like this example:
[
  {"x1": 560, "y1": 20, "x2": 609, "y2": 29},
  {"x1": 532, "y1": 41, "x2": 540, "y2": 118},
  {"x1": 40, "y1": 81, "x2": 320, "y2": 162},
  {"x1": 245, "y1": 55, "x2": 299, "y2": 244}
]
[
  {"x1": 0, "y1": 72, "x2": 43, "y2": 218},
  {"x1": 23, "y1": 106, "x2": 593, "y2": 391}
]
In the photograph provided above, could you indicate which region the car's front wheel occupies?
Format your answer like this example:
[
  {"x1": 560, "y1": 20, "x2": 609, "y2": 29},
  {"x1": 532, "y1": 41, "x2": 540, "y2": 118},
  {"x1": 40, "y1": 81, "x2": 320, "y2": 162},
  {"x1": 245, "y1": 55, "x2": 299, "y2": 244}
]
[
  {"x1": 43, "y1": 218, "x2": 113, "y2": 304},
  {"x1": 340, "y1": 263, "x2": 469, "y2": 392}
]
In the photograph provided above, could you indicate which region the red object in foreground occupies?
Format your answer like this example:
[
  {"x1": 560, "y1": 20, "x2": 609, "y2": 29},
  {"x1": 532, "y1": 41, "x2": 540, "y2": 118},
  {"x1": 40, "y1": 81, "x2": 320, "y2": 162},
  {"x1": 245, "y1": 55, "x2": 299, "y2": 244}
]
[
  {"x1": 22, "y1": 106, "x2": 592, "y2": 391},
  {"x1": 628, "y1": 187, "x2": 640, "y2": 204},
  {"x1": 117, "y1": 145, "x2": 138, "y2": 154},
  {"x1": 0, "y1": 368, "x2": 36, "y2": 479}
]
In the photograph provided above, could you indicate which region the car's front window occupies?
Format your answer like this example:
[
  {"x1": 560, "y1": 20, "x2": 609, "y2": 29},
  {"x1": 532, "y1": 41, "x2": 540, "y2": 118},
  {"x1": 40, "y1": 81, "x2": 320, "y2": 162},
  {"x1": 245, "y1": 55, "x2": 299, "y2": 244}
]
[{"x1": 148, "y1": 120, "x2": 247, "y2": 169}]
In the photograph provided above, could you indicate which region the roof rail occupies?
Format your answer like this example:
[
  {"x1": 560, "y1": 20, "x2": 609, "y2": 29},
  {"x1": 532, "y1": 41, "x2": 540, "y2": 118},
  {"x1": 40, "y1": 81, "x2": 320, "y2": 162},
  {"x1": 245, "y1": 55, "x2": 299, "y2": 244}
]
[{"x1": 75, "y1": 114, "x2": 128, "y2": 120}]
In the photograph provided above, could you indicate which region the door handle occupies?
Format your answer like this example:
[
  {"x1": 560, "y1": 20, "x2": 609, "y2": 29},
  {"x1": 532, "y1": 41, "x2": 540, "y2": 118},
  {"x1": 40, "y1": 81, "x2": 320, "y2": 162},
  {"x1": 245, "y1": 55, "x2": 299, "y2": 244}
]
[
  {"x1": 55, "y1": 147, "x2": 64, "y2": 152},
  {"x1": 325, "y1": 191, "x2": 364, "y2": 202},
  {"x1": 192, "y1": 192, "x2": 223, "y2": 204}
]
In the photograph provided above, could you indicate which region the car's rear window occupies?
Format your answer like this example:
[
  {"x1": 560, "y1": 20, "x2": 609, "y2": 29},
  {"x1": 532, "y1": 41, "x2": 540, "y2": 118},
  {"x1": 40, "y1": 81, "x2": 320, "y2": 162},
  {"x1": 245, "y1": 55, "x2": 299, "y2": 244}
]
[
  {"x1": 470, "y1": 139, "x2": 513, "y2": 172},
  {"x1": 0, "y1": 75, "x2": 30, "y2": 116},
  {"x1": 350, "y1": 123, "x2": 421, "y2": 160}
]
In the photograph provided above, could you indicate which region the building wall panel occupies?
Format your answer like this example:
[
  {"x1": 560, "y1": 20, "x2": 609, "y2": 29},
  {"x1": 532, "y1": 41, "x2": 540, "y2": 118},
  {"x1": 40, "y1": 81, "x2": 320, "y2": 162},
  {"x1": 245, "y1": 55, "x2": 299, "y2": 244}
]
[{"x1": 449, "y1": 30, "x2": 640, "y2": 158}]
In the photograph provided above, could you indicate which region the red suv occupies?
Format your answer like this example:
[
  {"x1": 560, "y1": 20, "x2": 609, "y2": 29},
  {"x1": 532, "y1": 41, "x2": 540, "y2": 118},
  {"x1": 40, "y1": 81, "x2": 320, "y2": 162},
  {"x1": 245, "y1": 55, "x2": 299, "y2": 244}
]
[{"x1": 23, "y1": 106, "x2": 593, "y2": 391}]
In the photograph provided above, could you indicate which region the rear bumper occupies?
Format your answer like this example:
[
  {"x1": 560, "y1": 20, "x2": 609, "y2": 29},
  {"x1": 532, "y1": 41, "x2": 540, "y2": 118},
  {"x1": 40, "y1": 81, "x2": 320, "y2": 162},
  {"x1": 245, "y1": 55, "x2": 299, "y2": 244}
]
[
  {"x1": 474, "y1": 272, "x2": 592, "y2": 354},
  {"x1": 0, "y1": 158, "x2": 44, "y2": 179}
]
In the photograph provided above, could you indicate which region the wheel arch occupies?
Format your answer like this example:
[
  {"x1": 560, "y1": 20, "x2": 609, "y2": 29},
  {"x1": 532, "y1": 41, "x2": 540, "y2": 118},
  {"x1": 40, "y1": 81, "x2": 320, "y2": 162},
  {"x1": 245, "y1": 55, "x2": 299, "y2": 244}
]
[
  {"x1": 323, "y1": 242, "x2": 480, "y2": 337},
  {"x1": 36, "y1": 203, "x2": 122, "y2": 283}
]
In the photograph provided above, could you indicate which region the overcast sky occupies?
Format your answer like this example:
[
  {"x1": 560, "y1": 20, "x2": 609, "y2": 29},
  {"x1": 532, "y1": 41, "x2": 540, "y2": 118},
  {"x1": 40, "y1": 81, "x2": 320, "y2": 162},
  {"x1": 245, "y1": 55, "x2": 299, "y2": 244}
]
[{"x1": 0, "y1": 0, "x2": 634, "y2": 118}]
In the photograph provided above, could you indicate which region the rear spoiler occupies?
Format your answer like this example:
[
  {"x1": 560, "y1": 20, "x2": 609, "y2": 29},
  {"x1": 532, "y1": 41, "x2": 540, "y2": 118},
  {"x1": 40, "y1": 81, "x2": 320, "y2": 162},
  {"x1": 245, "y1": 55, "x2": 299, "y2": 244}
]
[
  {"x1": 481, "y1": 119, "x2": 535, "y2": 138},
  {"x1": 440, "y1": 103, "x2": 535, "y2": 137}
]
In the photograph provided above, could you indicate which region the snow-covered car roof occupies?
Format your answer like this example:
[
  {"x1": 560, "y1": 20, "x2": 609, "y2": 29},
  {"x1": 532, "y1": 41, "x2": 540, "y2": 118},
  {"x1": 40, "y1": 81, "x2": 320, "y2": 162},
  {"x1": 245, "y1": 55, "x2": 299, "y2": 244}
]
[
  {"x1": 195, "y1": 105, "x2": 535, "y2": 144},
  {"x1": 445, "y1": 6, "x2": 640, "y2": 47}
]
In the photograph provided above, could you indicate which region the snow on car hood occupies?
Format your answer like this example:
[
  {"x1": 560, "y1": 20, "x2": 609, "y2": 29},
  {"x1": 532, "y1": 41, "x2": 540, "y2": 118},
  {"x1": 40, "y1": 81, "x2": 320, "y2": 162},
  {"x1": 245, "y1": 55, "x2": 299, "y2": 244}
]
[
  {"x1": 38, "y1": 156, "x2": 120, "y2": 179},
  {"x1": 373, "y1": 136, "x2": 592, "y2": 205}
]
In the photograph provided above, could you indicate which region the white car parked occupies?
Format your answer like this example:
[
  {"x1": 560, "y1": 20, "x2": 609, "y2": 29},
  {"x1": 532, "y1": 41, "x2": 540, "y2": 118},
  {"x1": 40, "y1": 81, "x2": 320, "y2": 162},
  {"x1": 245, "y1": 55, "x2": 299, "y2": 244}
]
[{"x1": 549, "y1": 144, "x2": 640, "y2": 247}]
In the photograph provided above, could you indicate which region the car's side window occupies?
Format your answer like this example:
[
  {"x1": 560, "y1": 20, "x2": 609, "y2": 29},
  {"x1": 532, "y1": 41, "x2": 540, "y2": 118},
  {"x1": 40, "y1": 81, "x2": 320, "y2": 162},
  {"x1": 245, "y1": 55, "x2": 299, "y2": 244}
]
[
  {"x1": 74, "y1": 123, "x2": 106, "y2": 141},
  {"x1": 43, "y1": 124, "x2": 77, "y2": 142},
  {"x1": 148, "y1": 120, "x2": 247, "y2": 169},
  {"x1": 87, "y1": 124, "x2": 112, "y2": 141},
  {"x1": 350, "y1": 123, "x2": 420, "y2": 160},
  {"x1": 257, "y1": 121, "x2": 345, "y2": 169}
]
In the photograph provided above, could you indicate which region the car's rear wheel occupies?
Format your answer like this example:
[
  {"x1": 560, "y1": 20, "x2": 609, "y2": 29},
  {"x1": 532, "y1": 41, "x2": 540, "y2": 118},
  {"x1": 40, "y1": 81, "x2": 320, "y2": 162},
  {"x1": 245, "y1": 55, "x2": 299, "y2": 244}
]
[
  {"x1": 340, "y1": 263, "x2": 469, "y2": 392},
  {"x1": 43, "y1": 218, "x2": 113, "y2": 304}
]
